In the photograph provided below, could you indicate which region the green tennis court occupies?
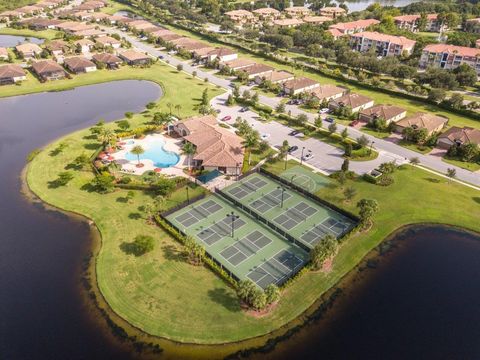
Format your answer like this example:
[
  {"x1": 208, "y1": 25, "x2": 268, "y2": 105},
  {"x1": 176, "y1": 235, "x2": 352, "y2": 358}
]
[
  {"x1": 223, "y1": 173, "x2": 356, "y2": 249},
  {"x1": 280, "y1": 165, "x2": 330, "y2": 193},
  {"x1": 165, "y1": 195, "x2": 308, "y2": 289}
]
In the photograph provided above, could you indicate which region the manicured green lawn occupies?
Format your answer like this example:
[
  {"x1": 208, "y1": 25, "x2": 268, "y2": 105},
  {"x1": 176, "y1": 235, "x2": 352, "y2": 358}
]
[
  {"x1": 443, "y1": 157, "x2": 480, "y2": 172},
  {"x1": 0, "y1": 27, "x2": 62, "y2": 40}
]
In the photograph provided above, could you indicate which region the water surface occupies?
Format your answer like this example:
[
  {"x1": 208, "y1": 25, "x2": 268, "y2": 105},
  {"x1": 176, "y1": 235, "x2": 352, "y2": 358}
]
[
  {"x1": 0, "y1": 80, "x2": 160, "y2": 359},
  {"x1": 0, "y1": 34, "x2": 45, "y2": 47}
]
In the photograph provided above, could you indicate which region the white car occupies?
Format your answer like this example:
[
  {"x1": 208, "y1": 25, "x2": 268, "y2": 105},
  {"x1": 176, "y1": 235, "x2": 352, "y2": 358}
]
[
  {"x1": 261, "y1": 133, "x2": 270, "y2": 140},
  {"x1": 302, "y1": 152, "x2": 314, "y2": 161},
  {"x1": 319, "y1": 108, "x2": 330, "y2": 114}
]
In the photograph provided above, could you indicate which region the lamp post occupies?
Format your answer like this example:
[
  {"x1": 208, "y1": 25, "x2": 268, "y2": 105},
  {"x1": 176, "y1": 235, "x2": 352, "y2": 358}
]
[
  {"x1": 284, "y1": 150, "x2": 288, "y2": 170},
  {"x1": 300, "y1": 146, "x2": 305, "y2": 165},
  {"x1": 186, "y1": 186, "x2": 190, "y2": 204},
  {"x1": 277, "y1": 186, "x2": 286, "y2": 208},
  {"x1": 236, "y1": 162, "x2": 241, "y2": 181},
  {"x1": 290, "y1": 174, "x2": 297, "y2": 187},
  {"x1": 226, "y1": 211, "x2": 239, "y2": 237},
  {"x1": 369, "y1": 140, "x2": 375, "y2": 155}
]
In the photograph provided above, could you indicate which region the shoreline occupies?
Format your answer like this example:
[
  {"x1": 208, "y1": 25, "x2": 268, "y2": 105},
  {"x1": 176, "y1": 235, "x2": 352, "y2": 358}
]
[{"x1": 21, "y1": 160, "x2": 480, "y2": 357}]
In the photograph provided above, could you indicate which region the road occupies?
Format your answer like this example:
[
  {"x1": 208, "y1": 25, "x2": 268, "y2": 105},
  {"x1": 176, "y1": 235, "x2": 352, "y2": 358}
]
[{"x1": 107, "y1": 27, "x2": 480, "y2": 187}]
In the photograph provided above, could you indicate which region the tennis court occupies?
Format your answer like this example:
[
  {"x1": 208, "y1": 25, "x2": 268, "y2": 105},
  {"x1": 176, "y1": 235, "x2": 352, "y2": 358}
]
[
  {"x1": 166, "y1": 195, "x2": 308, "y2": 288},
  {"x1": 224, "y1": 173, "x2": 357, "y2": 249},
  {"x1": 280, "y1": 165, "x2": 330, "y2": 193}
]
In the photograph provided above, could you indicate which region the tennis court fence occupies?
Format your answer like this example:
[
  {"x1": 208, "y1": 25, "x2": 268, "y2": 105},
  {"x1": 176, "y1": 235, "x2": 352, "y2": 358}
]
[
  {"x1": 161, "y1": 193, "x2": 206, "y2": 217},
  {"x1": 214, "y1": 187, "x2": 311, "y2": 253},
  {"x1": 259, "y1": 168, "x2": 359, "y2": 224}
]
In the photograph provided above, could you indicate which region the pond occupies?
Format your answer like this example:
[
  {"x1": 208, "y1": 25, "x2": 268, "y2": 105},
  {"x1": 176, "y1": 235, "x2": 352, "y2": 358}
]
[
  {"x1": 0, "y1": 80, "x2": 160, "y2": 360},
  {"x1": 251, "y1": 226, "x2": 480, "y2": 359},
  {"x1": 0, "y1": 34, "x2": 45, "y2": 48},
  {"x1": 334, "y1": 0, "x2": 422, "y2": 12}
]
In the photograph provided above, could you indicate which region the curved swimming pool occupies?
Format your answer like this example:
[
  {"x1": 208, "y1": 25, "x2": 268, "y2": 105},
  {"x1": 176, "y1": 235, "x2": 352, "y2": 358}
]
[{"x1": 125, "y1": 138, "x2": 180, "y2": 168}]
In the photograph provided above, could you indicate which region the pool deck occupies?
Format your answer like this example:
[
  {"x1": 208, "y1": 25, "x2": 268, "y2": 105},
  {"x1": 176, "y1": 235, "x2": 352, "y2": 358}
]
[{"x1": 112, "y1": 133, "x2": 187, "y2": 176}]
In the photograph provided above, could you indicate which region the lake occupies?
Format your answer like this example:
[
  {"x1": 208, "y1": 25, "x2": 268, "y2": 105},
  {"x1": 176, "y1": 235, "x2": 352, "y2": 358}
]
[
  {"x1": 252, "y1": 226, "x2": 480, "y2": 360},
  {"x1": 0, "y1": 80, "x2": 160, "y2": 360},
  {"x1": 0, "y1": 34, "x2": 45, "y2": 48},
  {"x1": 334, "y1": 0, "x2": 422, "y2": 12}
]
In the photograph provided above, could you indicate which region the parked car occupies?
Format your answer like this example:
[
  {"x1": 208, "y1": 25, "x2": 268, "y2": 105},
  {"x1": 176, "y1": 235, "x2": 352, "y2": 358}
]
[
  {"x1": 158, "y1": 55, "x2": 164, "y2": 59},
  {"x1": 349, "y1": 120, "x2": 359, "y2": 127},
  {"x1": 325, "y1": 117, "x2": 336, "y2": 123},
  {"x1": 294, "y1": 132, "x2": 305, "y2": 138},
  {"x1": 288, "y1": 145, "x2": 298, "y2": 153},
  {"x1": 239, "y1": 107, "x2": 248, "y2": 113},
  {"x1": 261, "y1": 133, "x2": 270, "y2": 140},
  {"x1": 288, "y1": 130, "x2": 300, "y2": 136},
  {"x1": 319, "y1": 108, "x2": 330, "y2": 114},
  {"x1": 221, "y1": 115, "x2": 231, "y2": 121},
  {"x1": 302, "y1": 152, "x2": 314, "y2": 161}
]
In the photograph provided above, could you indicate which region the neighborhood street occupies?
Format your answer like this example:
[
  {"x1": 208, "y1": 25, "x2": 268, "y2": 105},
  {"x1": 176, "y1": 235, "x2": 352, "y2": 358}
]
[{"x1": 108, "y1": 27, "x2": 480, "y2": 187}]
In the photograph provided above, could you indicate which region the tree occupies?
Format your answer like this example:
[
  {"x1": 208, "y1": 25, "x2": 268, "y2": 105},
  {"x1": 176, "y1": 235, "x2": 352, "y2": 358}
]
[
  {"x1": 243, "y1": 131, "x2": 260, "y2": 165},
  {"x1": 152, "y1": 111, "x2": 171, "y2": 129},
  {"x1": 131, "y1": 235, "x2": 155, "y2": 255},
  {"x1": 237, "y1": 280, "x2": 256, "y2": 305},
  {"x1": 378, "y1": 161, "x2": 397, "y2": 175},
  {"x1": 184, "y1": 236, "x2": 205, "y2": 265},
  {"x1": 296, "y1": 113, "x2": 308, "y2": 125},
  {"x1": 328, "y1": 122, "x2": 337, "y2": 135},
  {"x1": 72, "y1": 153, "x2": 90, "y2": 171},
  {"x1": 341, "y1": 158, "x2": 349, "y2": 172},
  {"x1": 176, "y1": 63, "x2": 183, "y2": 72},
  {"x1": 55, "y1": 171, "x2": 74, "y2": 187},
  {"x1": 445, "y1": 93, "x2": 464, "y2": 109},
  {"x1": 275, "y1": 102, "x2": 286, "y2": 113},
  {"x1": 344, "y1": 142, "x2": 353, "y2": 157},
  {"x1": 226, "y1": 94, "x2": 235, "y2": 106},
  {"x1": 175, "y1": 104, "x2": 182, "y2": 117},
  {"x1": 116, "y1": 119, "x2": 130, "y2": 131},
  {"x1": 453, "y1": 64, "x2": 477, "y2": 87},
  {"x1": 357, "y1": 135, "x2": 369, "y2": 148},
  {"x1": 310, "y1": 234, "x2": 337, "y2": 270},
  {"x1": 357, "y1": 199, "x2": 379, "y2": 228},
  {"x1": 125, "y1": 111, "x2": 133, "y2": 119},
  {"x1": 343, "y1": 186, "x2": 357, "y2": 203},
  {"x1": 264, "y1": 284, "x2": 280, "y2": 305},
  {"x1": 314, "y1": 116, "x2": 322, "y2": 128},
  {"x1": 251, "y1": 288, "x2": 268, "y2": 310},
  {"x1": 126, "y1": 190, "x2": 135, "y2": 204},
  {"x1": 251, "y1": 92, "x2": 259, "y2": 104},
  {"x1": 130, "y1": 145, "x2": 145, "y2": 166},
  {"x1": 446, "y1": 168, "x2": 456, "y2": 183},
  {"x1": 92, "y1": 171, "x2": 115, "y2": 193},
  {"x1": 201, "y1": 88, "x2": 209, "y2": 106},
  {"x1": 182, "y1": 142, "x2": 196, "y2": 171},
  {"x1": 192, "y1": 70, "x2": 197, "y2": 78},
  {"x1": 341, "y1": 128, "x2": 348, "y2": 141},
  {"x1": 98, "y1": 127, "x2": 115, "y2": 146},
  {"x1": 428, "y1": 88, "x2": 447, "y2": 103}
]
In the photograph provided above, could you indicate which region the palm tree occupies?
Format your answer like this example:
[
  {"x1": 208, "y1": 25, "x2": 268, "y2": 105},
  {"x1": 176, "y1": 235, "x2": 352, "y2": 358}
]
[
  {"x1": 446, "y1": 168, "x2": 456, "y2": 183},
  {"x1": 242, "y1": 131, "x2": 260, "y2": 165},
  {"x1": 175, "y1": 104, "x2": 182, "y2": 117},
  {"x1": 182, "y1": 142, "x2": 196, "y2": 172},
  {"x1": 98, "y1": 127, "x2": 115, "y2": 147},
  {"x1": 166, "y1": 102, "x2": 173, "y2": 115},
  {"x1": 130, "y1": 145, "x2": 145, "y2": 167}
]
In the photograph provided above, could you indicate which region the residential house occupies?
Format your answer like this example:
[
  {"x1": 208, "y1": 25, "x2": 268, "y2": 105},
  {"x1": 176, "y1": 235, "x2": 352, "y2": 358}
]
[
  {"x1": 118, "y1": 50, "x2": 151, "y2": 65},
  {"x1": 15, "y1": 43, "x2": 42, "y2": 59},
  {"x1": 20, "y1": 18, "x2": 63, "y2": 30},
  {"x1": 220, "y1": 58, "x2": 256, "y2": 71},
  {"x1": 329, "y1": 93, "x2": 374, "y2": 113},
  {"x1": 437, "y1": 127, "x2": 480, "y2": 149},
  {"x1": 273, "y1": 18, "x2": 304, "y2": 28},
  {"x1": 284, "y1": 6, "x2": 311, "y2": 18},
  {"x1": 73, "y1": 39, "x2": 95, "y2": 54},
  {"x1": 350, "y1": 31, "x2": 416, "y2": 57},
  {"x1": 395, "y1": 112, "x2": 448, "y2": 135},
  {"x1": 64, "y1": 56, "x2": 97, "y2": 74},
  {"x1": 0, "y1": 64, "x2": 27, "y2": 85},
  {"x1": 309, "y1": 84, "x2": 346, "y2": 102},
  {"x1": 0, "y1": 47, "x2": 8, "y2": 61},
  {"x1": 303, "y1": 16, "x2": 332, "y2": 25},
  {"x1": 238, "y1": 63, "x2": 274, "y2": 80},
  {"x1": 31, "y1": 60, "x2": 66, "y2": 81},
  {"x1": 92, "y1": 53, "x2": 122, "y2": 69},
  {"x1": 329, "y1": 19, "x2": 380, "y2": 35},
  {"x1": 419, "y1": 44, "x2": 480, "y2": 74},
  {"x1": 95, "y1": 35, "x2": 121, "y2": 49},
  {"x1": 283, "y1": 77, "x2": 320, "y2": 95},
  {"x1": 320, "y1": 7, "x2": 347, "y2": 19},
  {"x1": 45, "y1": 39, "x2": 69, "y2": 57},
  {"x1": 0, "y1": 10, "x2": 22, "y2": 21},
  {"x1": 252, "y1": 8, "x2": 281, "y2": 21},
  {"x1": 358, "y1": 105, "x2": 407, "y2": 124},
  {"x1": 16, "y1": 5, "x2": 43, "y2": 17},
  {"x1": 224, "y1": 10, "x2": 254, "y2": 25},
  {"x1": 193, "y1": 47, "x2": 238, "y2": 63},
  {"x1": 393, "y1": 14, "x2": 446, "y2": 33},
  {"x1": 255, "y1": 70, "x2": 294, "y2": 85},
  {"x1": 327, "y1": 28, "x2": 345, "y2": 40},
  {"x1": 74, "y1": 28, "x2": 105, "y2": 37},
  {"x1": 173, "y1": 115, "x2": 244, "y2": 175}
]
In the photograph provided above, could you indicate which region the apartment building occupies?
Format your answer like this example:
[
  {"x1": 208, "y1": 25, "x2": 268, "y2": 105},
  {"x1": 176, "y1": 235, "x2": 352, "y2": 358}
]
[
  {"x1": 393, "y1": 14, "x2": 447, "y2": 33},
  {"x1": 419, "y1": 44, "x2": 480, "y2": 74},
  {"x1": 329, "y1": 19, "x2": 380, "y2": 35},
  {"x1": 350, "y1": 31, "x2": 416, "y2": 57}
]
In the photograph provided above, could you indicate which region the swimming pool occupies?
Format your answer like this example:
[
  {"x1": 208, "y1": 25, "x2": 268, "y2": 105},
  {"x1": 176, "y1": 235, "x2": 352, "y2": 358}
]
[{"x1": 125, "y1": 139, "x2": 179, "y2": 168}]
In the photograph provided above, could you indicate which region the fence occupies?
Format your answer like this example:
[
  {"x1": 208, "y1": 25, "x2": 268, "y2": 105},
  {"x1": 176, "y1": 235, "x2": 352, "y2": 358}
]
[
  {"x1": 160, "y1": 193, "x2": 206, "y2": 217},
  {"x1": 214, "y1": 187, "x2": 311, "y2": 253}
]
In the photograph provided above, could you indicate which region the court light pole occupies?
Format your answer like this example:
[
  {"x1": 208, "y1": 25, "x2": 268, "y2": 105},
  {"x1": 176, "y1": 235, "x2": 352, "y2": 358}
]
[
  {"x1": 300, "y1": 146, "x2": 305, "y2": 165},
  {"x1": 236, "y1": 162, "x2": 241, "y2": 181},
  {"x1": 290, "y1": 174, "x2": 297, "y2": 187},
  {"x1": 186, "y1": 186, "x2": 190, "y2": 204},
  {"x1": 226, "y1": 211, "x2": 239, "y2": 237},
  {"x1": 277, "y1": 186, "x2": 286, "y2": 208}
]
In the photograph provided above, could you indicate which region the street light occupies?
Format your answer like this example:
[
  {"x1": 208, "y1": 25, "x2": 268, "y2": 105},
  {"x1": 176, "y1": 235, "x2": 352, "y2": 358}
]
[
  {"x1": 277, "y1": 186, "x2": 286, "y2": 208},
  {"x1": 226, "y1": 211, "x2": 239, "y2": 237},
  {"x1": 369, "y1": 141, "x2": 375, "y2": 155},
  {"x1": 300, "y1": 146, "x2": 305, "y2": 165}
]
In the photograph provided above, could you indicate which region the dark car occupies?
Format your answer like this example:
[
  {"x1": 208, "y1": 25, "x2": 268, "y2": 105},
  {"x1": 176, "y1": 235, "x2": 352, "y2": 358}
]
[
  {"x1": 239, "y1": 107, "x2": 248, "y2": 113},
  {"x1": 325, "y1": 117, "x2": 336, "y2": 123},
  {"x1": 158, "y1": 55, "x2": 164, "y2": 59},
  {"x1": 288, "y1": 145, "x2": 298, "y2": 153},
  {"x1": 288, "y1": 130, "x2": 300, "y2": 136}
]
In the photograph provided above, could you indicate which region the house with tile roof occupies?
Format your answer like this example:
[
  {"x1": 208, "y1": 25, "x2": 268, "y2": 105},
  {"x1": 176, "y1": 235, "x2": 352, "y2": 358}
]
[
  {"x1": 438, "y1": 127, "x2": 480, "y2": 149},
  {"x1": 419, "y1": 44, "x2": 480, "y2": 74},
  {"x1": 31, "y1": 60, "x2": 66, "y2": 81},
  {"x1": 64, "y1": 56, "x2": 97, "y2": 74},
  {"x1": 359, "y1": 105, "x2": 407, "y2": 124},
  {"x1": 0, "y1": 64, "x2": 26, "y2": 85},
  {"x1": 320, "y1": 6, "x2": 347, "y2": 19},
  {"x1": 329, "y1": 93, "x2": 374, "y2": 113},
  {"x1": 283, "y1": 77, "x2": 320, "y2": 95},
  {"x1": 173, "y1": 115, "x2": 244, "y2": 175},
  {"x1": 15, "y1": 43, "x2": 42, "y2": 59},
  {"x1": 350, "y1": 31, "x2": 416, "y2": 57},
  {"x1": 329, "y1": 19, "x2": 380, "y2": 35},
  {"x1": 394, "y1": 14, "x2": 446, "y2": 33},
  {"x1": 395, "y1": 112, "x2": 448, "y2": 136}
]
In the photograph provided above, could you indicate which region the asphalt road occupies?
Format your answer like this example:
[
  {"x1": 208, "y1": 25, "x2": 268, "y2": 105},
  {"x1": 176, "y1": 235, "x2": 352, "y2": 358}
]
[{"x1": 108, "y1": 27, "x2": 480, "y2": 187}]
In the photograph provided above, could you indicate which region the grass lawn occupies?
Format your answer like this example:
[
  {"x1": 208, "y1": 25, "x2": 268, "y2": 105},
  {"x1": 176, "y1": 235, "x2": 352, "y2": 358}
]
[
  {"x1": 360, "y1": 127, "x2": 392, "y2": 139},
  {"x1": 102, "y1": 0, "x2": 135, "y2": 15},
  {"x1": 158, "y1": 24, "x2": 480, "y2": 131},
  {"x1": 398, "y1": 140, "x2": 433, "y2": 154},
  {"x1": 443, "y1": 157, "x2": 480, "y2": 172},
  {"x1": 0, "y1": 27, "x2": 62, "y2": 40}
]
